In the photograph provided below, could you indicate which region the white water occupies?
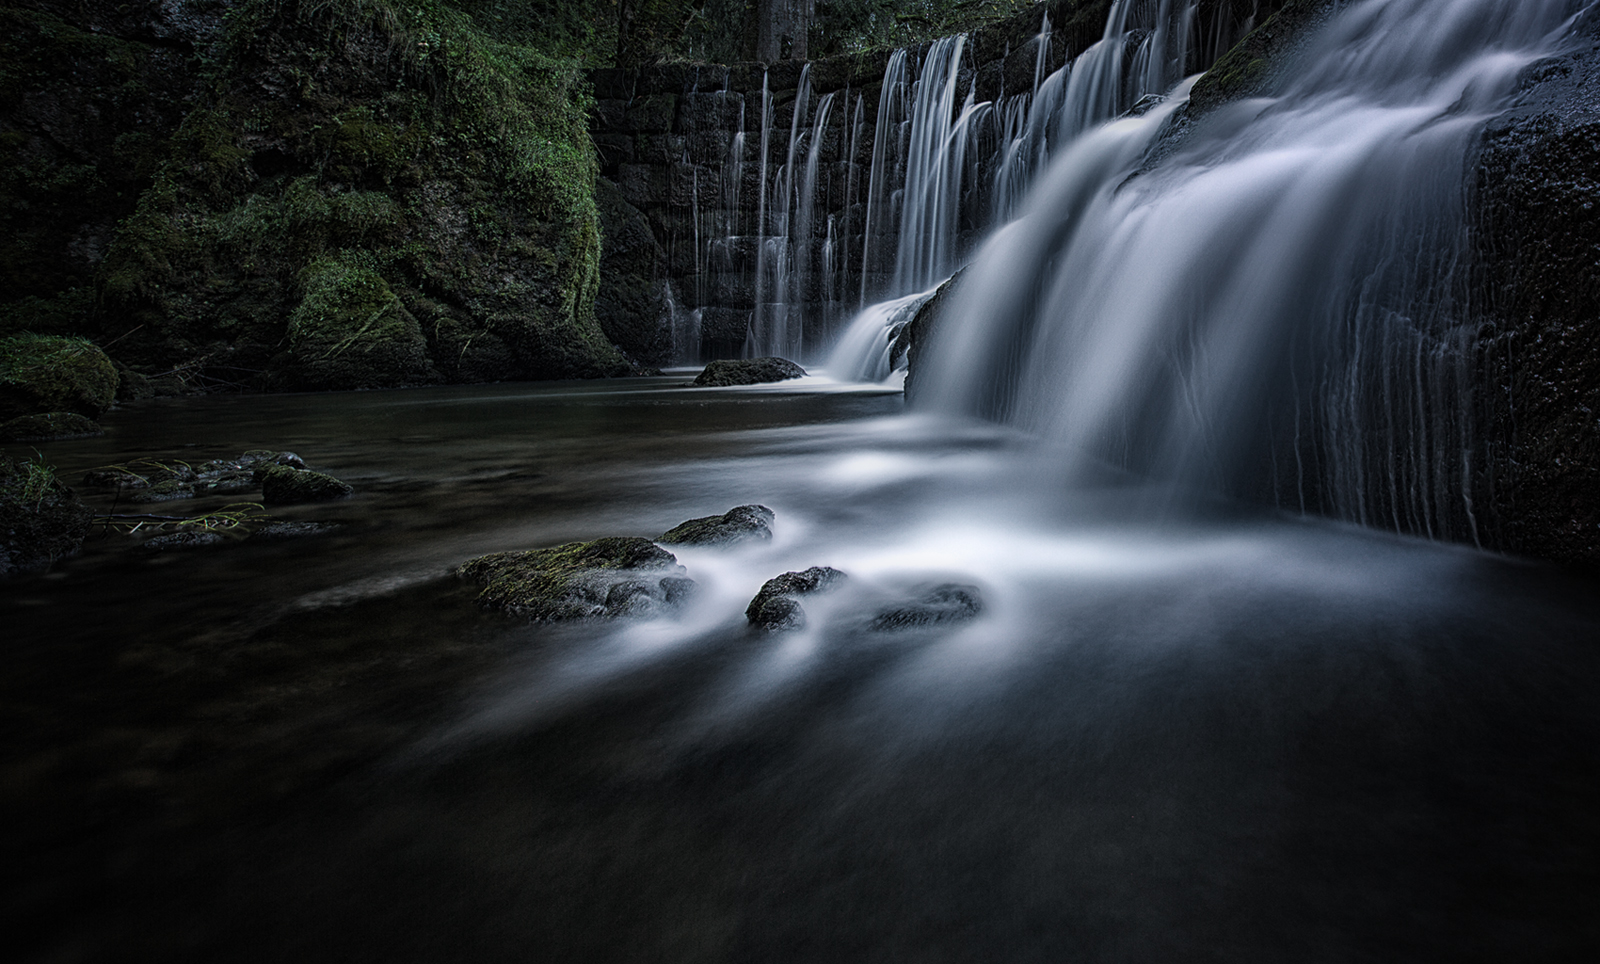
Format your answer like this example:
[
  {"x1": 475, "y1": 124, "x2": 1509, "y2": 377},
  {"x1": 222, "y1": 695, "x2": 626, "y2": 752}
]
[{"x1": 923, "y1": 0, "x2": 1583, "y2": 540}]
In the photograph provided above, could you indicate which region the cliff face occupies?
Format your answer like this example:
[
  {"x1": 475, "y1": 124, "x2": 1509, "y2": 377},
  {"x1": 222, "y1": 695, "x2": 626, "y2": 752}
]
[
  {"x1": 0, "y1": 0, "x2": 215, "y2": 333},
  {"x1": 2, "y1": 0, "x2": 632, "y2": 388}
]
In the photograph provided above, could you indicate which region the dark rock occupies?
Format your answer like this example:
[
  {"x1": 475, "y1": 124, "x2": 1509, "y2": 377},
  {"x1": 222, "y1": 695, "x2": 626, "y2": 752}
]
[
  {"x1": 745, "y1": 566, "x2": 848, "y2": 631},
  {"x1": 0, "y1": 334, "x2": 119, "y2": 420},
  {"x1": 259, "y1": 465, "x2": 353, "y2": 505},
  {"x1": 595, "y1": 177, "x2": 673, "y2": 366},
  {"x1": 458, "y1": 536, "x2": 692, "y2": 620},
  {"x1": 141, "y1": 530, "x2": 226, "y2": 551},
  {"x1": 0, "y1": 454, "x2": 93, "y2": 577},
  {"x1": 659, "y1": 504, "x2": 775, "y2": 547},
  {"x1": 898, "y1": 269, "x2": 965, "y2": 403},
  {"x1": 691, "y1": 357, "x2": 806, "y2": 387},
  {"x1": 869, "y1": 583, "x2": 984, "y2": 631},
  {"x1": 0, "y1": 412, "x2": 103, "y2": 441}
]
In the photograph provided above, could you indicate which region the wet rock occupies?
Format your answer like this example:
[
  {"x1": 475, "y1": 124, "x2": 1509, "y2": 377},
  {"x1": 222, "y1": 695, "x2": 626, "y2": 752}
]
[
  {"x1": 691, "y1": 357, "x2": 806, "y2": 387},
  {"x1": 251, "y1": 521, "x2": 343, "y2": 540},
  {"x1": 0, "y1": 412, "x2": 103, "y2": 441},
  {"x1": 0, "y1": 454, "x2": 93, "y2": 577},
  {"x1": 260, "y1": 465, "x2": 352, "y2": 505},
  {"x1": 869, "y1": 583, "x2": 984, "y2": 632},
  {"x1": 141, "y1": 530, "x2": 226, "y2": 551},
  {"x1": 458, "y1": 536, "x2": 692, "y2": 620},
  {"x1": 746, "y1": 566, "x2": 848, "y2": 631},
  {"x1": 659, "y1": 504, "x2": 775, "y2": 547}
]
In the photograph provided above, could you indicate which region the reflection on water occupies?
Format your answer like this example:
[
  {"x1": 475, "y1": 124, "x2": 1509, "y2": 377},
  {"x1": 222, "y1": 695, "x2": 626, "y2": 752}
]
[{"x1": 7, "y1": 378, "x2": 1600, "y2": 962}]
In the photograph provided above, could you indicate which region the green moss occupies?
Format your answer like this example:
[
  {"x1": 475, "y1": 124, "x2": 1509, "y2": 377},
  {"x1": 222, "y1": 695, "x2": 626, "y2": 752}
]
[
  {"x1": 0, "y1": 334, "x2": 119, "y2": 420},
  {"x1": 287, "y1": 256, "x2": 432, "y2": 388},
  {"x1": 458, "y1": 536, "x2": 685, "y2": 619}
]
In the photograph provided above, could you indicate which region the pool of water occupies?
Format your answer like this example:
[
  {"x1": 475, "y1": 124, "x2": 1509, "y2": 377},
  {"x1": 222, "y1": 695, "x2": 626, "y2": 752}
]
[{"x1": 6, "y1": 376, "x2": 1599, "y2": 962}]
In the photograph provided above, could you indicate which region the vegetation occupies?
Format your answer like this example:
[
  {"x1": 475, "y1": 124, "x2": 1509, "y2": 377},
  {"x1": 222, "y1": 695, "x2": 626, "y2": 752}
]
[
  {"x1": 96, "y1": 503, "x2": 274, "y2": 539},
  {"x1": 0, "y1": 334, "x2": 120, "y2": 420}
]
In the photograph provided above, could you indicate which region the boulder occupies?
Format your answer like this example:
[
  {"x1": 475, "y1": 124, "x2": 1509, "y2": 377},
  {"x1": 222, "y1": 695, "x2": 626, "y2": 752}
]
[
  {"x1": 691, "y1": 357, "x2": 806, "y2": 387},
  {"x1": 0, "y1": 412, "x2": 103, "y2": 441},
  {"x1": 869, "y1": 583, "x2": 984, "y2": 631},
  {"x1": 745, "y1": 566, "x2": 848, "y2": 631},
  {"x1": 0, "y1": 455, "x2": 94, "y2": 577},
  {"x1": 458, "y1": 536, "x2": 694, "y2": 620},
  {"x1": 659, "y1": 504, "x2": 775, "y2": 547},
  {"x1": 259, "y1": 465, "x2": 352, "y2": 504},
  {"x1": 0, "y1": 334, "x2": 119, "y2": 420}
]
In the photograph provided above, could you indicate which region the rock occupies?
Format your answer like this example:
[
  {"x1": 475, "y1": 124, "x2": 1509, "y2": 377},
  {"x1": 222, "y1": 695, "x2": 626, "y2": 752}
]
[
  {"x1": 869, "y1": 583, "x2": 984, "y2": 632},
  {"x1": 595, "y1": 177, "x2": 673, "y2": 366},
  {"x1": 259, "y1": 465, "x2": 352, "y2": 504},
  {"x1": 141, "y1": 530, "x2": 226, "y2": 551},
  {"x1": 745, "y1": 566, "x2": 848, "y2": 631},
  {"x1": 0, "y1": 454, "x2": 94, "y2": 577},
  {"x1": 659, "y1": 504, "x2": 775, "y2": 547},
  {"x1": 0, "y1": 412, "x2": 103, "y2": 441},
  {"x1": 284, "y1": 259, "x2": 436, "y2": 391},
  {"x1": 0, "y1": 334, "x2": 119, "y2": 420},
  {"x1": 691, "y1": 357, "x2": 806, "y2": 387},
  {"x1": 251, "y1": 521, "x2": 344, "y2": 540},
  {"x1": 458, "y1": 536, "x2": 693, "y2": 620}
]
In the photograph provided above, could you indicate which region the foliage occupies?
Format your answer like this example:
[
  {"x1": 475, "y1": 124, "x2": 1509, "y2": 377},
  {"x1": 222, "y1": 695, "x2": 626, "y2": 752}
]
[
  {"x1": 14, "y1": 452, "x2": 57, "y2": 509},
  {"x1": 0, "y1": 333, "x2": 120, "y2": 419},
  {"x1": 97, "y1": 502, "x2": 274, "y2": 538}
]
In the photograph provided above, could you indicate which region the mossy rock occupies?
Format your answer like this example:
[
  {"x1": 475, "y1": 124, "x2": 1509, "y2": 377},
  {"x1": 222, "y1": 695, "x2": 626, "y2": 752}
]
[
  {"x1": 458, "y1": 536, "x2": 694, "y2": 620},
  {"x1": 869, "y1": 583, "x2": 984, "y2": 631},
  {"x1": 0, "y1": 412, "x2": 103, "y2": 441},
  {"x1": 0, "y1": 454, "x2": 93, "y2": 577},
  {"x1": 659, "y1": 504, "x2": 775, "y2": 547},
  {"x1": 691, "y1": 358, "x2": 806, "y2": 387},
  {"x1": 285, "y1": 259, "x2": 434, "y2": 390},
  {"x1": 0, "y1": 334, "x2": 119, "y2": 420},
  {"x1": 259, "y1": 464, "x2": 353, "y2": 504}
]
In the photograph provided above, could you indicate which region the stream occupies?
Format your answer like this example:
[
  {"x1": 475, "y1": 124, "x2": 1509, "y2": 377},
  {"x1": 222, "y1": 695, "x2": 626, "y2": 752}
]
[{"x1": 6, "y1": 376, "x2": 1599, "y2": 961}]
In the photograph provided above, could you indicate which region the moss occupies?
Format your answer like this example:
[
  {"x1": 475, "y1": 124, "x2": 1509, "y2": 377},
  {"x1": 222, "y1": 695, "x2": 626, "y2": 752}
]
[
  {"x1": 0, "y1": 289, "x2": 95, "y2": 339},
  {"x1": 0, "y1": 334, "x2": 120, "y2": 420},
  {"x1": 286, "y1": 256, "x2": 433, "y2": 389},
  {"x1": 259, "y1": 463, "x2": 353, "y2": 503},
  {"x1": 97, "y1": 0, "x2": 630, "y2": 386},
  {"x1": 458, "y1": 536, "x2": 688, "y2": 619}
]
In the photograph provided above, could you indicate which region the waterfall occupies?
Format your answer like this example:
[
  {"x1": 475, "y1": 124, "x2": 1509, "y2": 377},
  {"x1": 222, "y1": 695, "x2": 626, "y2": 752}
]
[{"x1": 920, "y1": 0, "x2": 1583, "y2": 542}]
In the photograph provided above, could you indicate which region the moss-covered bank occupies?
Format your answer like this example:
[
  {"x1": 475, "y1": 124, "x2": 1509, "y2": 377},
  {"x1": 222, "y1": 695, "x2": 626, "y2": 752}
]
[{"x1": 91, "y1": 0, "x2": 633, "y2": 389}]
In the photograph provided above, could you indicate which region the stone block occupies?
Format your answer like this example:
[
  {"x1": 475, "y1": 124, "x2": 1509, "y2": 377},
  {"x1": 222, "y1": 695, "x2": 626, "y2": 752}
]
[
  {"x1": 625, "y1": 94, "x2": 677, "y2": 134},
  {"x1": 616, "y1": 163, "x2": 668, "y2": 209}
]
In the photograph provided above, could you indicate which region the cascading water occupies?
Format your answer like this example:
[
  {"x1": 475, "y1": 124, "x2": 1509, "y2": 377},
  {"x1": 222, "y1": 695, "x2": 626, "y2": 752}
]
[
  {"x1": 922, "y1": 0, "x2": 1584, "y2": 542},
  {"x1": 830, "y1": 0, "x2": 1202, "y2": 381}
]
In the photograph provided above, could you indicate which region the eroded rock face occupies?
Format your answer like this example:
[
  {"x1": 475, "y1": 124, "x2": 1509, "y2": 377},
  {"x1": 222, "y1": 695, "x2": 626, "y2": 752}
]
[
  {"x1": 659, "y1": 504, "x2": 775, "y2": 547},
  {"x1": 458, "y1": 536, "x2": 694, "y2": 620},
  {"x1": 745, "y1": 566, "x2": 848, "y2": 631},
  {"x1": 1473, "y1": 23, "x2": 1600, "y2": 563},
  {"x1": 0, "y1": 454, "x2": 93, "y2": 577},
  {"x1": 691, "y1": 357, "x2": 805, "y2": 387}
]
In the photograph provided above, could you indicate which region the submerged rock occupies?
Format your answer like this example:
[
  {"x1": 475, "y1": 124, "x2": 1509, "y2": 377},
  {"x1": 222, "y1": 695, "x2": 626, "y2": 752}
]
[
  {"x1": 746, "y1": 566, "x2": 848, "y2": 631},
  {"x1": 869, "y1": 583, "x2": 984, "y2": 632},
  {"x1": 691, "y1": 357, "x2": 806, "y2": 387},
  {"x1": 0, "y1": 411, "x2": 103, "y2": 441},
  {"x1": 458, "y1": 536, "x2": 693, "y2": 620},
  {"x1": 127, "y1": 479, "x2": 195, "y2": 503},
  {"x1": 251, "y1": 521, "x2": 343, "y2": 540},
  {"x1": 659, "y1": 504, "x2": 775, "y2": 547},
  {"x1": 0, "y1": 455, "x2": 93, "y2": 577},
  {"x1": 141, "y1": 530, "x2": 226, "y2": 551},
  {"x1": 259, "y1": 465, "x2": 352, "y2": 504}
]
